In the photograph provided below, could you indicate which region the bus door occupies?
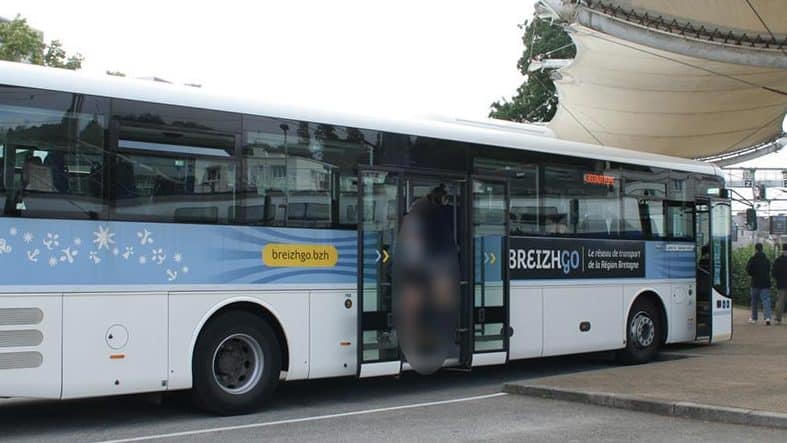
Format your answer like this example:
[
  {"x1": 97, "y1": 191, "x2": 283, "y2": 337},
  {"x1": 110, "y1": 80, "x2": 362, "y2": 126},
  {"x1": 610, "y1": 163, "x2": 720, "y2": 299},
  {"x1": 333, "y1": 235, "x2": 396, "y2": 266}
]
[
  {"x1": 694, "y1": 198, "x2": 732, "y2": 341},
  {"x1": 695, "y1": 200, "x2": 711, "y2": 339},
  {"x1": 357, "y1": 170, "x2": 401, "y2": 377},
  {"x1": 470, "y1": 178, "x2": 509, "y2": 366},
  {"x1": 357, "y1": 170, "x2": 470, "y2": 376}
]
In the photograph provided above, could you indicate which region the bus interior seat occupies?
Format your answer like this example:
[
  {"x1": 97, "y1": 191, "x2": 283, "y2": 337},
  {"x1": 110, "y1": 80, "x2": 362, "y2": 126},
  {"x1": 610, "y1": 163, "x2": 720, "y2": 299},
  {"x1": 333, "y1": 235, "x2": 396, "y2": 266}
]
[
  {"x1": 43, "y1": 151, "x2": 70, "y2": 193},
  {"x1": 23, "y1": 157, "x2": 55, "y2": 192},
  {"x1": 115, "y1": 159, "x2": 137, "y2": 198}
]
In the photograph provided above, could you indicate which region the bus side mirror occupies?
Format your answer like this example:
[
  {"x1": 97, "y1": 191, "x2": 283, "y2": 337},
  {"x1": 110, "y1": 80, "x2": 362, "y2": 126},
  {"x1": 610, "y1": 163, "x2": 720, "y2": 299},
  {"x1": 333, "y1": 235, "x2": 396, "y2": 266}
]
[{"x1": 745, "y1": 208, "x2": 757, "y2": 230}]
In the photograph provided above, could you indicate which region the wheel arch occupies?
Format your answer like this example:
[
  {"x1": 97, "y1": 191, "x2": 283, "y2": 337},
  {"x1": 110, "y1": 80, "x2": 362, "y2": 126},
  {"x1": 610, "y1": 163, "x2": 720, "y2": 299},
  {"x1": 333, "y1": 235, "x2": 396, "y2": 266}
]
[
  {"x1": 189, "y1": 297, "x2": 290, "y2": 377},
  {"x1": 626, "y1": 289, "x2": 668, "y2": 345}
]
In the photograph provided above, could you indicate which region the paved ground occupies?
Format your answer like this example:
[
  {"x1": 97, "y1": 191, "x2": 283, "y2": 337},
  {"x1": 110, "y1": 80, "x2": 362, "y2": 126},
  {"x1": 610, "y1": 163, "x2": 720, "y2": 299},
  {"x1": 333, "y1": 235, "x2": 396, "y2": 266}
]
[
  {"x1": 2, "y1": 307, "x2": 784, "y2": 441},
  {"x1": 1, "y1": 378, "x2": 785, "y2": 443},
  {"x1": 1, "y1": 352, "x2": 780, "y2": 443},
  {"x1": 507, "y1": 307, "x2": 787, "y2": 414}
]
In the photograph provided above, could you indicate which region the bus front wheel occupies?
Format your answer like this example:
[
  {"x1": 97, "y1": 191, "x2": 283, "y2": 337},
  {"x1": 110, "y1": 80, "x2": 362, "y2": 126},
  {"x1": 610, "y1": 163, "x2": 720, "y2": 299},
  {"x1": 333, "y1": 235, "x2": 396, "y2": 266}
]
[
  {"x1": 618, "y1": 298, "x2": 661, "y2": 364},
  {"x1": 192, "y1": 311, "x2": 281, "y2": 415}
]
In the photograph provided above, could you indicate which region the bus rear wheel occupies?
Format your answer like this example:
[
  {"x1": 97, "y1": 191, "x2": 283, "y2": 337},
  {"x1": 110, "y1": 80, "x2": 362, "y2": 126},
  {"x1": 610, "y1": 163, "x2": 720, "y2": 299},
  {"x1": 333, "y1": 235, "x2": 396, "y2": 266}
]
[
  {"x1": 618, "y1": 298, "x2": 661, "y2": 364},
  {"x1": 192, "y1": 311, "x2": 281, "y2": 415}
]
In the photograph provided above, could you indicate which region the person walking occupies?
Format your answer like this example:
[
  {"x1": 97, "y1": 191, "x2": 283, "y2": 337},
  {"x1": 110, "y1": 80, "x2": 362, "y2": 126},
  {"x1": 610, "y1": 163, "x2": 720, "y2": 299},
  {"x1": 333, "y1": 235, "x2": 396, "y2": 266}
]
[
  {"x1": 772, "y1": 244, "x2": 787, "y2": 325},
  {"x1": 747, "y1": 243, "x2": 772, "y2": 325}
]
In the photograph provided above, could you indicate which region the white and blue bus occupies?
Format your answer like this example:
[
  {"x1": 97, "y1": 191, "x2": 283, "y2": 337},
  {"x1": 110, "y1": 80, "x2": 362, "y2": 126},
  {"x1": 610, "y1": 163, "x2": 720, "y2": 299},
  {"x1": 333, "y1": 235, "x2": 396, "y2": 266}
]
[{"x1": 0, "y1": 61, "x2": 731, "y2": 414}]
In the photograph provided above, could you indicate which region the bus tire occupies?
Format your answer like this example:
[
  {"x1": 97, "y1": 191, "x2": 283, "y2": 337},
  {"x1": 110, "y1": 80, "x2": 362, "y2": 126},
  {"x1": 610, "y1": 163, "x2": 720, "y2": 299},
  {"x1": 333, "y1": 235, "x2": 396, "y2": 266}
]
[
  {"x1": 191, "y1": 311, "x2": 281, "y2": 415},
  {"x1": 618, "y1": 298, "x2": 660, "y2": 364}
]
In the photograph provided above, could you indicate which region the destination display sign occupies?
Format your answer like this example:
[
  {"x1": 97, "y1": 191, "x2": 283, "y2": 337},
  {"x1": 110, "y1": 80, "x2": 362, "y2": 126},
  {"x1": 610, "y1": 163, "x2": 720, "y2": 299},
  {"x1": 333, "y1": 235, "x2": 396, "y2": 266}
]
[{"x1": 508, "y1": 237, "x2": 645, "y2": 279}]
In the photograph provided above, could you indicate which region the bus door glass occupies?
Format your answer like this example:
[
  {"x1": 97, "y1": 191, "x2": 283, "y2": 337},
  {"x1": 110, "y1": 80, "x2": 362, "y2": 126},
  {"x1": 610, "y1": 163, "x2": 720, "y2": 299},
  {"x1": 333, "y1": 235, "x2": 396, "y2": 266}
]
[
  {"x1": 710, "y1": 199, "x2": 732, "y2": 341},
  {"x1": 357, "y1": 170, "x2": 400, "y2": 377},
  {"x1": 695, "y1": 200, "x2": 712, "y2": 339},
  {"x1": 471, "y1": 178, "x2": 509, "y2": 365}
]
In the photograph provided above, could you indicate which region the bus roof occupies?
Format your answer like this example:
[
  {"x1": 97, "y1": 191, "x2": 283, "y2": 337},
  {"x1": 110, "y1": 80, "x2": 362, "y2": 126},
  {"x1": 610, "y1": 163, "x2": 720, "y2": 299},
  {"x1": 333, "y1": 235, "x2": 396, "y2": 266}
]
[{"x1": 0, "y1": 61, "x2": 721, "y2": 177}]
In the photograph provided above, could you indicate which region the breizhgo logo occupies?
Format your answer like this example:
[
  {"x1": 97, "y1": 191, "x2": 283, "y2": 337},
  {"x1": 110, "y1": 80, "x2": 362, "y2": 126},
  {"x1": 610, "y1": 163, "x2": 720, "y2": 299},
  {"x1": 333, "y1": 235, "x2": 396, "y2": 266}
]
[
  {"x1": 262, "y1": 244, "x2": 339, "y2": 267},
  {"x1": 508, "y1": 237, "x2": 645, "y2": 280},
  {"x1": 509, "y1": 248, "x2": 581, "y2": 275}
]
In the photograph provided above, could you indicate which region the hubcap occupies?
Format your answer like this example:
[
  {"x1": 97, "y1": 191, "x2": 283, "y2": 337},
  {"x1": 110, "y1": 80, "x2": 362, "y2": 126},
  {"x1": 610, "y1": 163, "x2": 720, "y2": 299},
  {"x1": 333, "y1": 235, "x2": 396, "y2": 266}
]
[
  {"x1": 212, "y1": 333, "x2": 264, "y2": 395},
  {"x1": 630, "y1": 311, "x2": 655, "y2": 349}
]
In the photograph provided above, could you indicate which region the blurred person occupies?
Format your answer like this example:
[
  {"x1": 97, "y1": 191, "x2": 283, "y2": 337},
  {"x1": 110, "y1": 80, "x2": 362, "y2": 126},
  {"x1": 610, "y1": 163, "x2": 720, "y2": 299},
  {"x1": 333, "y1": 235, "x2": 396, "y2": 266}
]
[
  {"x1": 747, "y1": 243, "x2": 772, "y2": 325},
  {"x1": 772, "y1": 244, "x2": 787, "y2": 325},
  {"x1": 393, "y1": 184, "x2": 459, "y2": 374}
]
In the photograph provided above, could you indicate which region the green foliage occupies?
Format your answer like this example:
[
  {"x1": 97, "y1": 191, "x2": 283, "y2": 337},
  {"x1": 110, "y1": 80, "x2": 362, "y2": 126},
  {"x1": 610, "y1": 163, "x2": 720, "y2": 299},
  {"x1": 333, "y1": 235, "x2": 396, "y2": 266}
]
[
  {"x1": 0, "y1": 15, "x2": 83, "y2": 70},
  {"x1": 490, "y1": 18, "x2": 575, "y2": 122},
  {"x1": 731, "y1": 244, "x2": 780, "y2": 306}
]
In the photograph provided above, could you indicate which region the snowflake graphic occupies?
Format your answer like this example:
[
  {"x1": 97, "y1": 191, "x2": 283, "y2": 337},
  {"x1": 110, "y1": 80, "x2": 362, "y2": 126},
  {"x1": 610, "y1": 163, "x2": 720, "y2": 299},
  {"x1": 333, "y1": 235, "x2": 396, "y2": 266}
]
[
  {"x1": 122, "y1": 246, "x2": 134, "y2": 259},
  {"x1": 112, "y1": 247, "x2": 120, "y2": 256},
  {"x1": 151, "y1": 248, "x2": 166, "y2": 265},
  {"x1": 74, "y1": 237, "x2": 82, "y2": 246},
  {"x1": 9, "y1": 227, "x2": 17, "y2": 236},
  {"x1": 139, "y1": 256, "x2": 147, "y2": 265},
  {"x1": 23, "y1": 232, "x2": 33, "y2": 243},
  {"x1": 48, "y1": 257, "x2": 58, "y2": 267},
  {"x1": 93, "y1": 225, "x2": 115, "y2": 250},
  {"x1": 137, "y1": 229, "x2": 154, "y2": 245},
  {"x1": 27, "y1": 249, "x2": 40, "y2": 262},
  {"x1": 59, "y1": 247, "x2": 78, "y2": 264},
  {"x1": 89, "y1": 251, "x2": 101, "y2": 264},
  {"x1": 0, "y1": 239, "x2": 11, "y2": 254},
  {"x1": 43, "y1": 233, "x2": 59, "y2": 250},
  {"x1": 182, "y1": 266, "x2": 189, "y2": 274},
  {"x1": 173, "y1": 252, "x2": 183, "y2": 263}
]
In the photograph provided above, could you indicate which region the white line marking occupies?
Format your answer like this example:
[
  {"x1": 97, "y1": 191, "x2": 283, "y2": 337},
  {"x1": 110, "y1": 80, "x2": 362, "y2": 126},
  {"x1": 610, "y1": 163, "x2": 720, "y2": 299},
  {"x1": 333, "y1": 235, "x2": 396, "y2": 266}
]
[{"x1": 93, "y1": 392, "x2": 508, "y2": 443}]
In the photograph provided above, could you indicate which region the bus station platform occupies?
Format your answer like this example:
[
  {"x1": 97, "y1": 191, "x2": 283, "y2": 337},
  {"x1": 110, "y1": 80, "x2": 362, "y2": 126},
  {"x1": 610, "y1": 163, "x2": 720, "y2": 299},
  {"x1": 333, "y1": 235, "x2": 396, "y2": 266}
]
[{"x1": 504, "y1": 308, "x2": 787, "y2": 428}]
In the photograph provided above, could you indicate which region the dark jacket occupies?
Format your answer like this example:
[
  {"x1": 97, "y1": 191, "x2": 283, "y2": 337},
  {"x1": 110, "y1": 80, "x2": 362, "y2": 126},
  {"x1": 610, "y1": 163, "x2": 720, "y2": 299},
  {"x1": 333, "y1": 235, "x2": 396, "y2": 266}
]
[
  {"x1": 772, "y1": 254, "x2": 787, "y2": 289},
  {"x1": 747, "y1": 251, "x2": 771, "y2": 289}
]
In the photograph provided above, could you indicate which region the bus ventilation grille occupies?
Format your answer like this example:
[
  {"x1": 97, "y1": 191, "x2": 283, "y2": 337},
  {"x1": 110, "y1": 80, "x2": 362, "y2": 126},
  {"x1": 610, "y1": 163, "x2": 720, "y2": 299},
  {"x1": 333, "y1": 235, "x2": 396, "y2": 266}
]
[{"x1": 0, "y1": 308, "x2": 45, "y2": 370}]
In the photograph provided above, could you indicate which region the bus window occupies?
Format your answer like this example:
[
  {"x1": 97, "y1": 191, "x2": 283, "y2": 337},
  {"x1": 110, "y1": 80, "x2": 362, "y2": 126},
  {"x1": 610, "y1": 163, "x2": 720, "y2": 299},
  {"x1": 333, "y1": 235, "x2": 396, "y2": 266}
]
[
  {"x1": 543, "y1": 165, "x2": 620, "y2": 238},
  {"x1": 111, "y1": 124, "x2": 237, "y2": 224},
  {"x1": 622, "y1": 170, "x2": 667, "y2": 239},
  {"x1": 241, "y1": 116, "x2": 375, "y2": 228},
  {"x1": 0, "y1": 87, "x2": 108, "y2": 219}
]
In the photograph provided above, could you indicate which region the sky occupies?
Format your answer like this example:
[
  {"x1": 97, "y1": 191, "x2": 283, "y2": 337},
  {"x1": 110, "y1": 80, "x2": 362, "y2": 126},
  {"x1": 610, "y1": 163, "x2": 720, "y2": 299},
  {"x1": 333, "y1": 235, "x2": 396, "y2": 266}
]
[{"x1": 0, "y1": 0, "x2": 532, "y2": 119}]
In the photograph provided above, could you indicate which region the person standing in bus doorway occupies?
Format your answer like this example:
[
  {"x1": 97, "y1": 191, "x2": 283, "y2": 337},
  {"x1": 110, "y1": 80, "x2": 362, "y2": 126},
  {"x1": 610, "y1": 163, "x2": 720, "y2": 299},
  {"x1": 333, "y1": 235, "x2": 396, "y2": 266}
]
[
  {"x1": 771, "y1": 244, "x2": 787, "y2": 325},
  {"x1": 747, "y1": 243, "x2": 772, "y2": 325}
]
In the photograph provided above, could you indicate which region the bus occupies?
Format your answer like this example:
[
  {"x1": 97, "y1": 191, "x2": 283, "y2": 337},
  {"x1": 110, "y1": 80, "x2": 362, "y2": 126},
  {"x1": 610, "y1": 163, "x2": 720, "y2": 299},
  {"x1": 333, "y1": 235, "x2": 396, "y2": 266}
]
[{"x1": 0, "y1": 61, "x2": 732, "y2": 414}]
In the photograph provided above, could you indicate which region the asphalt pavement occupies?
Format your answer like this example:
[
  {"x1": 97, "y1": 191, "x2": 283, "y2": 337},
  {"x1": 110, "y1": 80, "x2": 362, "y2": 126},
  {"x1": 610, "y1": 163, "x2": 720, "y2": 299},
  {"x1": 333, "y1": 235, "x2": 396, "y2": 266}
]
[{"x1": 1, "y1": 353, "x2": 784, "y2": 442}]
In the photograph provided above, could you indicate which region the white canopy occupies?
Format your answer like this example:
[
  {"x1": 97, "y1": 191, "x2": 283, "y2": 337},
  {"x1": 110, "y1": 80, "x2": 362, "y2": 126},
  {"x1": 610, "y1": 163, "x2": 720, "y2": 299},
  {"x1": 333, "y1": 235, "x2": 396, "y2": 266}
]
[{"x1": 540, "y1": 0, "x2": 787, "y2": 158}]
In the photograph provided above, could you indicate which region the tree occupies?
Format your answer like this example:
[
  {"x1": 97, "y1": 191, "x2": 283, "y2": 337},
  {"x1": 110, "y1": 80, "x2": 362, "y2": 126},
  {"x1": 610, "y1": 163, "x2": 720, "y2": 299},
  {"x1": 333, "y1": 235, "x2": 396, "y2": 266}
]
[
  {"x1": 0, "y1": 15, "x2": 83, "y2": 69},
  {"x1": 489, "y1": 18, "x2": 575, "y2": 122}
]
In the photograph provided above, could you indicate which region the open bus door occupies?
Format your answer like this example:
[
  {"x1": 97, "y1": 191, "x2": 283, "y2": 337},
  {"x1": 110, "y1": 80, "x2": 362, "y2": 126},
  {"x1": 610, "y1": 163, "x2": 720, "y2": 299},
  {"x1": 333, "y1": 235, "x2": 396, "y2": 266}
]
[
  {"x1": 357, "y1": 169, "x2": 511, "y2": 376},
  {"x1": 695, "y1": 197, "x2": 733, "y2": 341}
]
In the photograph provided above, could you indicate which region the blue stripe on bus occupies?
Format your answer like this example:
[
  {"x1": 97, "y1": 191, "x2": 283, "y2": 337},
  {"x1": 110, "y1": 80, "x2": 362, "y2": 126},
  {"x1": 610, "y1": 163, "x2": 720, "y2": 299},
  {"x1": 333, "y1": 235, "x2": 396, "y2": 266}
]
[{"x1": 0, "y1": 218, "x2": 697, "y2": 286}]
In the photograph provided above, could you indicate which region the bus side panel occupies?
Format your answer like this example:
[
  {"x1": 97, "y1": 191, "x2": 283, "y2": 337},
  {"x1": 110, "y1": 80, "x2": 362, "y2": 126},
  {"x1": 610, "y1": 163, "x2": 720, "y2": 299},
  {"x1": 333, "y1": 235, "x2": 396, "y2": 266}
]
[
  {"x1": 168, "y1": 290, "x2": 309, "y2": 391},
  {"x1": 667, "y1": 282, "x2": 696, "y2": 343},
  {"x1": 0, "y1": 293, "x2": 61, "y2": 398},
  {"x1": 508, "y1": 286, "x2": 543, "y2": 359},
  {"x1": 308, "y1": 290, "x2": 356, "y2": 379},
  {"x1": 711, "y1": 288, "x2": 732, "y2": 342},
  {"x1": 542, "y1": 285, "x2": 623, "y2": 356},
  {"x1": 61, "y1": 292, "x2": 167, "y2": 398}
]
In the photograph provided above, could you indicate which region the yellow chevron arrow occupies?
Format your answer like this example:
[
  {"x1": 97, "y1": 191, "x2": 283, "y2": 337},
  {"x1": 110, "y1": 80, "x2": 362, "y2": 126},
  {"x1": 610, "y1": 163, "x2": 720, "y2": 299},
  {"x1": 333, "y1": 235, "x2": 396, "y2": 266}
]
[
  {"x1": 489, "y1": 252, "x2": 496, "y2": 265},
  {"x1": 382, "y1": 249, "x2": 390, "y2": 263}
]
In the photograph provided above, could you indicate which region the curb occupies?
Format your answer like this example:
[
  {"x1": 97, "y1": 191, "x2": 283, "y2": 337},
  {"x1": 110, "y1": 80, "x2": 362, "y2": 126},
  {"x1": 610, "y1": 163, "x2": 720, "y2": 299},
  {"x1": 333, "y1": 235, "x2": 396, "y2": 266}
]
[{"x1": 503, "y1": 384, "x2": 787, "y2": 429}]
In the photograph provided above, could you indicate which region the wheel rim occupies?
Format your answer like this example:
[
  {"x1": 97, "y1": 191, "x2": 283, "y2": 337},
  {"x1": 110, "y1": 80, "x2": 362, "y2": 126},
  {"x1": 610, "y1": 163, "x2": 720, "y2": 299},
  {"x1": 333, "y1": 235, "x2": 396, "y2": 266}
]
[
  {"x1": 630, "y1": 311, "x2": 655, "y2": 349},
  {"x1": 212, "y1": 333, "x2": 264, "y2": 395}
]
